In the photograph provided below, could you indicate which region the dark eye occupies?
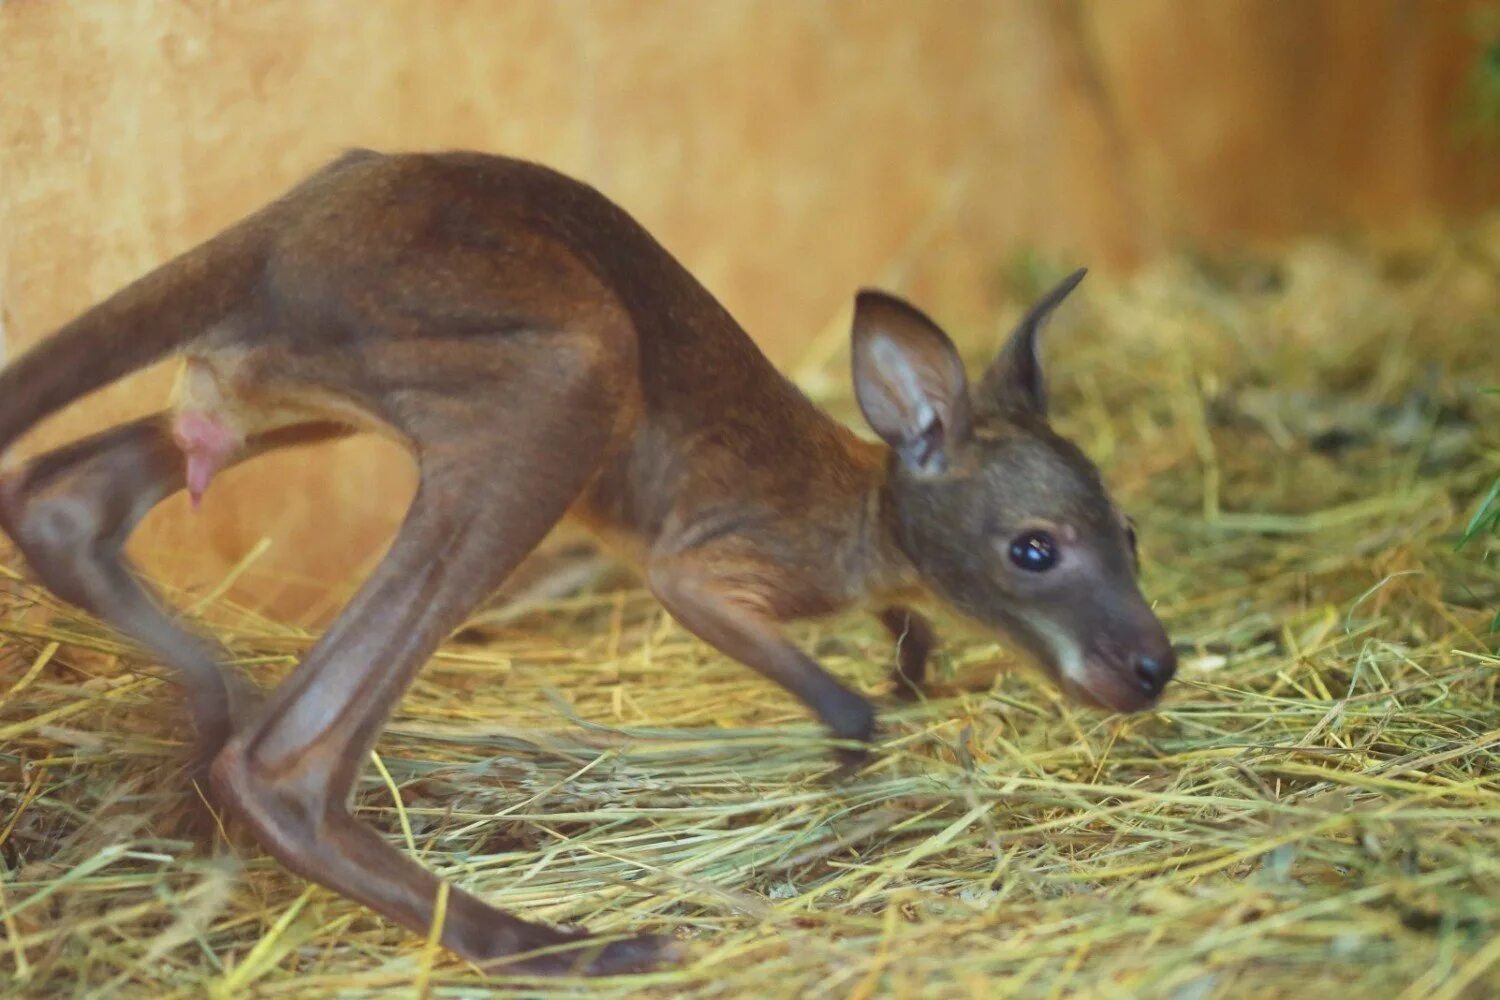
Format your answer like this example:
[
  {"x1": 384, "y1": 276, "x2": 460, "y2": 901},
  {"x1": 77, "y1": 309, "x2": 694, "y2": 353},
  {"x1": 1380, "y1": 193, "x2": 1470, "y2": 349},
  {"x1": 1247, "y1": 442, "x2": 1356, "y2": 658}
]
[{"x1": 1008, "y1": 530, "x2": 1058, "y2": 572}]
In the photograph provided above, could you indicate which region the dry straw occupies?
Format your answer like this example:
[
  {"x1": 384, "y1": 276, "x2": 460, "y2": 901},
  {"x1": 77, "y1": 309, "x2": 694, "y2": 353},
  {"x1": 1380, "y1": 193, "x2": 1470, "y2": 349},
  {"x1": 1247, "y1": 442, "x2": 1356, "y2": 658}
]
[{"x1": 2, "y1": 217, "x2": 1498, "y2": 997}]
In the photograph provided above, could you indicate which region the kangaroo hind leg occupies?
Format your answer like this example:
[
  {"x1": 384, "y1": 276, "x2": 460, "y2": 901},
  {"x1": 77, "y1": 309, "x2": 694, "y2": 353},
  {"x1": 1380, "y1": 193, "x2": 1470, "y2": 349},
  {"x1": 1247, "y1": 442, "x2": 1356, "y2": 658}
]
[
  {"x1": 0, "y1": 416, "x2": 350, "y2": 766},
  {"x1": 210, "y1": 328, "x2": 673, "y2": 974}
]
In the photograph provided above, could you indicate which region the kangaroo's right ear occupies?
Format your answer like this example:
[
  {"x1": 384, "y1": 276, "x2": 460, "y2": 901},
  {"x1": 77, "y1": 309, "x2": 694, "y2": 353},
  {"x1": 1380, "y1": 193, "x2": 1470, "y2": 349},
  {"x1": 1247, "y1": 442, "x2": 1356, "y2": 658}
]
[
  {"x1": 977, "y1": 267, "x2": 1086, "y2": 420},
  {"x1": 851, "y1": 290, "x2": 971, "y2": 475}
]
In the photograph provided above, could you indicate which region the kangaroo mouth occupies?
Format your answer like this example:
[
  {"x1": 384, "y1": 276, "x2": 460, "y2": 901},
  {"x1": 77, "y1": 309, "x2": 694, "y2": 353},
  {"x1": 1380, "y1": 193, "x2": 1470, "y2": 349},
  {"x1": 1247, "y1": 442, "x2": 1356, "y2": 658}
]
[
  {"x1": 1058, "y1": 667, "x2": 1159, "y2": 714},
  {"x1": 1017, "y1": 623, "x2": 1164, "y2": 714},
  {"x1": 974, "y1": 612, "x2": 1169, "y2": 714}
]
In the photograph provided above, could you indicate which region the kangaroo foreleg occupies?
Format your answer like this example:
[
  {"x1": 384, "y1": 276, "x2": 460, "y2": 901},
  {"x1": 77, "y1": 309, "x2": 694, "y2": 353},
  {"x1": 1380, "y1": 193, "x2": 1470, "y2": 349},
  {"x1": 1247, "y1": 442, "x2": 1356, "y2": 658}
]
[{"x1": 879, "y1": 605, "x2": 935, "y2": 697}]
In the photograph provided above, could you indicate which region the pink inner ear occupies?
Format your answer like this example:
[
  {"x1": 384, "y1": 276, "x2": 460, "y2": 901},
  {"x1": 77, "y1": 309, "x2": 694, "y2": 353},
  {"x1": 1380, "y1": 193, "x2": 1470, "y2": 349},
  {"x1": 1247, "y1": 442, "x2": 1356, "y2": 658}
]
[{"x1": 172, "y1": 411, "x2": 240, "y2": 509}]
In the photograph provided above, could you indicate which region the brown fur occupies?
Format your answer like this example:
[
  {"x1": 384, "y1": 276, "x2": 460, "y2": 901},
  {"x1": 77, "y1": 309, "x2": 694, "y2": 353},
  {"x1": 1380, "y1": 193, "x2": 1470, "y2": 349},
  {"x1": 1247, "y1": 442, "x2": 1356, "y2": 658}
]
[{"x1": 0, "y1": 150, "x2": 1172, "y2": 973}]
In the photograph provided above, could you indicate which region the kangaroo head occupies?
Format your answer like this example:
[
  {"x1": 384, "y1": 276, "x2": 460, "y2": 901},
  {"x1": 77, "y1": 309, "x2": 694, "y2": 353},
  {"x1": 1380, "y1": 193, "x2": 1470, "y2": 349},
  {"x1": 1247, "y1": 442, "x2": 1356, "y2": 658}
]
[{"x1": 852, "y1": 270, "x2": 1175, "y2": 712}]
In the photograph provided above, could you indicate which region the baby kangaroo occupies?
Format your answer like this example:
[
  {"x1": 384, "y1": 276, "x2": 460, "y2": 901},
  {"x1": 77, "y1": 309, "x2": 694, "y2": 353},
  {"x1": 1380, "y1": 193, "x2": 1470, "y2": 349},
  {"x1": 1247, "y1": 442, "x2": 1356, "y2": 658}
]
[{"x1": 0, "y1": 150, "x2": 1173, "y2": 974}]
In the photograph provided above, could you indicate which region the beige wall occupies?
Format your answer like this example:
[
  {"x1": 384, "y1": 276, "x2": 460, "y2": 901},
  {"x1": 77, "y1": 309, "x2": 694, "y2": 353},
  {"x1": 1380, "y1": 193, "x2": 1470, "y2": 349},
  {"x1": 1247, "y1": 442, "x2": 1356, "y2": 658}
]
[{"x1": 3, "y1": 0, "x2": 1495, "y2": 614}]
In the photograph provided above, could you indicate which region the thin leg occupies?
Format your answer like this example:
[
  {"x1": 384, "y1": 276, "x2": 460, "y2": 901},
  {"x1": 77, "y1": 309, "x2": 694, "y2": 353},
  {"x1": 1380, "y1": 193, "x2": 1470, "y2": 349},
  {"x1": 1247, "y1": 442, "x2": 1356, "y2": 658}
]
[
  {"x1": 208, "y1": 380, "x2": 674, "y2": 974},
  {"x1": 879, "y1": 605, "x2": 935, "y2": 698},
  {"x1": 0, "y1": 415, "x2": 348, "y2": 757},
  {"x1": 647, "y1": 554, "x2": 875, "y2": 748}
]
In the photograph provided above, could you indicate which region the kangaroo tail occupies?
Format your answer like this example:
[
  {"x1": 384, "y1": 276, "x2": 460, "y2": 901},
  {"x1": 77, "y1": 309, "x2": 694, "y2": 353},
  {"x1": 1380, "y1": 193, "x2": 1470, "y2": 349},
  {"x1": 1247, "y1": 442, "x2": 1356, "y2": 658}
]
[{"x1": 0, "y1": 227, "x2": 264, "y2": 460}]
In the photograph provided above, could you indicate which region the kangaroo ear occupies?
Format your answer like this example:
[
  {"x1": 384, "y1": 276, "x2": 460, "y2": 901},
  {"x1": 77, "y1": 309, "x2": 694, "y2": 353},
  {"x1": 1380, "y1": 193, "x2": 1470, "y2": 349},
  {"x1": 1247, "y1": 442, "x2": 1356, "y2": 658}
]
[
  {"x1": 978, "y1": 267, "x2": 1086, "y2": 418},
  {"x1": 851, "y1": 290, "x2": 971, "y2": 474}
]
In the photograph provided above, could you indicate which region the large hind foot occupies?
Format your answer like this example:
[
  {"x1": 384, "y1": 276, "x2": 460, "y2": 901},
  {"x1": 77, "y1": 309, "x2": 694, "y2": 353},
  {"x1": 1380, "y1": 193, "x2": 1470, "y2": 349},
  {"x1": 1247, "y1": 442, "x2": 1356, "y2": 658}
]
[{"x1": 490, "y1": 930, "x2": 685, "y2": 977}]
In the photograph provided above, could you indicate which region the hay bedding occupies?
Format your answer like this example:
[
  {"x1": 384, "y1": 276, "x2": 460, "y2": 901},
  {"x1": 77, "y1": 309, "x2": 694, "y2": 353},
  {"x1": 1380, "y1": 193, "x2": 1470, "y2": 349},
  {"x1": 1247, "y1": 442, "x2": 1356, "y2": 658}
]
[{"x1": 1, "y1": 220, "x2": 1498, "y2": 999}]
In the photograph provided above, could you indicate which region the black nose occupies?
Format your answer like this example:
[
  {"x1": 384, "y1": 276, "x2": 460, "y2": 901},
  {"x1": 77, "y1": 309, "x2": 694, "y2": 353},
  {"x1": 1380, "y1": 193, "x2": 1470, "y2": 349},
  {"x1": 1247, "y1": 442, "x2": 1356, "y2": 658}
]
[{"x1": 1133, "y1": 651, "x2": 1176, "y2": 698}]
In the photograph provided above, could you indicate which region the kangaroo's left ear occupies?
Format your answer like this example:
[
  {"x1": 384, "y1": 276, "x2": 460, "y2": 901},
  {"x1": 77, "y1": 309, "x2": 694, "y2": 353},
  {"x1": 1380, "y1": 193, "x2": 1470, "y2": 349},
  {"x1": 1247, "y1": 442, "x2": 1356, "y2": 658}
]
[
  {"x1": 851, "y1": 290, "x2": 971, "y2": 475},
  {"x1": 978, "y1": 267, "x2": 1086, "y2": 419}
]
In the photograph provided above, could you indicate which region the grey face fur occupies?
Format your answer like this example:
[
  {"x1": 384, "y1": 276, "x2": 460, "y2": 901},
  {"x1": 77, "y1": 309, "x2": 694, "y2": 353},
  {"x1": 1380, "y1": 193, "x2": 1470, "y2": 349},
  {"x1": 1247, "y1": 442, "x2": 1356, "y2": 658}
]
[{"x1": 853, "y1": 271, "x2": 1176, "y2": 712}]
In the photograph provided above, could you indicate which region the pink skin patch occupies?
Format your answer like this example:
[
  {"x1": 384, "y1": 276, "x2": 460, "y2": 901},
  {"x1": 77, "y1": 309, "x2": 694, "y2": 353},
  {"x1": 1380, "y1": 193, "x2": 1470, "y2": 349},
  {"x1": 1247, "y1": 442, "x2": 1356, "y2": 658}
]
[{"x1": 172, "y1": 411, "x2": 241, "y2": 509}]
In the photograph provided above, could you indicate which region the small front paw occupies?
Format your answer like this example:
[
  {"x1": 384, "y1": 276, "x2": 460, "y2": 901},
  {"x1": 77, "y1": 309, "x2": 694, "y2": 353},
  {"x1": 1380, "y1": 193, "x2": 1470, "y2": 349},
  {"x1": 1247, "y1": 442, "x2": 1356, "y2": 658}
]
[
  {"x1": 825, "y1": 695, "x2": 880, "y2": 777},
  {"x1": 825, "y1": 689, "x2": 876, "y2": 744}
]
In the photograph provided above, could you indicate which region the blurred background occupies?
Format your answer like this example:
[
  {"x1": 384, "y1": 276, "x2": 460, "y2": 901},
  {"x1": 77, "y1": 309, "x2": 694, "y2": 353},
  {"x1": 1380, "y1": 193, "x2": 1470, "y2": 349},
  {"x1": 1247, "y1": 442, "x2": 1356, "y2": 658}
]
[{"x1": 3, "y1": 0, "x2": 1498, "y2": 618}]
